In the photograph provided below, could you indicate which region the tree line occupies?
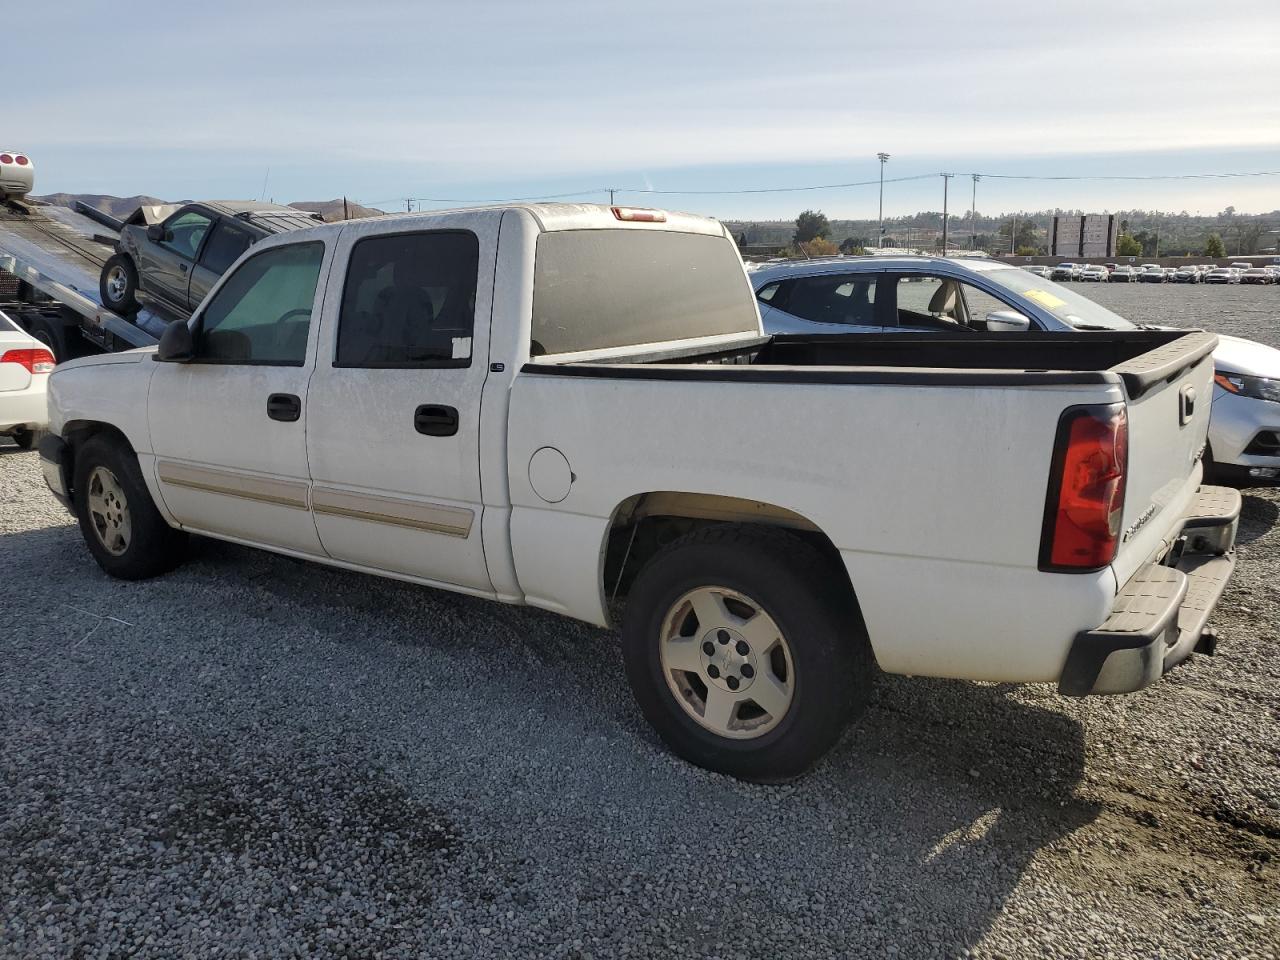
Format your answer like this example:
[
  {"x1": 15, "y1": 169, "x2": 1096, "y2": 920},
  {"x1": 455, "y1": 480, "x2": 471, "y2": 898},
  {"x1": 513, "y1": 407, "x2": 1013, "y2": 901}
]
[{"x1": 729, "y1": 207, "x2": 1278, "y2": 258}]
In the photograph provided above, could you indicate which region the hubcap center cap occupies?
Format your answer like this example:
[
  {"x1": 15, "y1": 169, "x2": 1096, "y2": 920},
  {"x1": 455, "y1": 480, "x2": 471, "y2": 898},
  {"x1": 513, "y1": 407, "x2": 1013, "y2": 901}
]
[{"x1": 698, "y1": 628, "x2": 756, "y2": 692}]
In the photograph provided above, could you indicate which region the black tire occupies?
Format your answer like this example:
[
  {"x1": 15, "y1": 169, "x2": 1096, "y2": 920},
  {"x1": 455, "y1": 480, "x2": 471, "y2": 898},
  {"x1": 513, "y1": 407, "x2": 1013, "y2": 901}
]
[
  {"x1": 100, "y1": 254, "x2": 140, "y2": 314},
  {"x1": 621, "y1": 524, "x2": 873, "y2": 782},
  {"x1": 10, "y1": 427, "x2": 42, "y2": 450},
  {"x1": 25, "y1": 315, "x2": 68, "y2": 363},
  {"x1": 73, "y1": 434, "x2": 187, "y2": 580}
]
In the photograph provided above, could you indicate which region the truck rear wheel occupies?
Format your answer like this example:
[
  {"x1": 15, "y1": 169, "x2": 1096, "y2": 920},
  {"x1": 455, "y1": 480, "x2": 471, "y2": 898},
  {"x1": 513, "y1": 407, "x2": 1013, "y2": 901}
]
[
  {"x1": 25, "y1": 315, "x2": 69, "y2": 362},
  {"x1": 100, "y1": 254, "x2": 139, "y2": 314},
  {"x1": 621, "y1": 524, "x2": 872, "y2": 781},
  {"x1": 73, "y1": 434, "x2": 187, "y2": 580}
]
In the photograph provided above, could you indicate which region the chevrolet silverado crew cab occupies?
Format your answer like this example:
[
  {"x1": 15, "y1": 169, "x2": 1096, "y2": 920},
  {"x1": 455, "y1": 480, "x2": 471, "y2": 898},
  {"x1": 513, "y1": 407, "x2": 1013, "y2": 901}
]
[{"x1": 40, "y1": 203, "x2": 1239, "y2": 781}]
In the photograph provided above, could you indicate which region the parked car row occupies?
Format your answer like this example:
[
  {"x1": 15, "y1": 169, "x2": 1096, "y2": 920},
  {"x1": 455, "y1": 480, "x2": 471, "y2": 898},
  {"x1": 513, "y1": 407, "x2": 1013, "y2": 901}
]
[{"x1": 1043, "y1": 261, "x2": 1279, "y2": 284}]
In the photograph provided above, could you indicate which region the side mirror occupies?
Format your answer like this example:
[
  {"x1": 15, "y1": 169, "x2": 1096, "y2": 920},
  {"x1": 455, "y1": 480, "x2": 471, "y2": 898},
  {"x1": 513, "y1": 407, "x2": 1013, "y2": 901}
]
[
  {"x1": 155, "y1": 319, "x2": 195, "y2": 362},
  {"x1": 146, "y1": 223, "x2": 164, "y2": 242},
  {"x1": 986, "y1": 310, "x2": 1031, "y2": 333}
]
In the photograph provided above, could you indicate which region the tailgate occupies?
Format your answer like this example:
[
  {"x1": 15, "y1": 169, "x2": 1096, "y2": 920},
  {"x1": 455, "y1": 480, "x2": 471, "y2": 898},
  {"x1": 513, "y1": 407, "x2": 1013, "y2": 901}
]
[{"x1": 1109, "y1": 331, "x2": 1218, "y2": 587}]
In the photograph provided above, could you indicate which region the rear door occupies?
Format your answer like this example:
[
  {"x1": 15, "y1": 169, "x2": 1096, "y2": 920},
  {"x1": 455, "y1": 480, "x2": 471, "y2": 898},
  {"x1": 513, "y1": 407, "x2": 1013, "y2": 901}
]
[
  {"x1": 139, "y1": 207, "x2": 214, "y2": 307},
  {"x1": 189, "y1": 218, "x2": 257, "y2": 309},
  {"x1": 304, "y1": 211, "x2": 499, "y2": 592},
  {"x1": 757, "y1": 272, "x2": 887, "y2": 334}
]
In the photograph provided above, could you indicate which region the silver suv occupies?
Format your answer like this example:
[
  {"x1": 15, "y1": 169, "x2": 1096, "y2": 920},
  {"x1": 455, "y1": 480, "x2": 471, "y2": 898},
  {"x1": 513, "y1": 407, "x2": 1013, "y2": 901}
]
[{"x1": 99, "y1": 201, "x2": 322, "y2": 317}]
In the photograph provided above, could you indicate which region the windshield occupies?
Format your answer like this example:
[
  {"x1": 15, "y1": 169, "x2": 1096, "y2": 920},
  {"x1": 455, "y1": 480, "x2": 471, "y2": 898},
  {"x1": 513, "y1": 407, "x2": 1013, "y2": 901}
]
[{"x1": 980, "y1": 267, "x2": 1137, "y2": 331}]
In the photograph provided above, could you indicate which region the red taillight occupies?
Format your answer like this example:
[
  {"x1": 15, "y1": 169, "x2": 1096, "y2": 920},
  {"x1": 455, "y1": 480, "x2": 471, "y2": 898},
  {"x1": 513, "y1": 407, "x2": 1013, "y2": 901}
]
[
  {"x1": 15, "y1": 156, "x2": 28, "y2": 166},
  {"x1": 1040, "y1": 404, "x2": 1128, "y2": 571},
  {"x1": 0, "y1": 154, "x2": 12, "y2": 164},
  {"x1": 1, "y1": 348, "x2": 56, "y2": 373},
  {"x1": 611, "y1": 205, "x2": 667, "y2": 223}
]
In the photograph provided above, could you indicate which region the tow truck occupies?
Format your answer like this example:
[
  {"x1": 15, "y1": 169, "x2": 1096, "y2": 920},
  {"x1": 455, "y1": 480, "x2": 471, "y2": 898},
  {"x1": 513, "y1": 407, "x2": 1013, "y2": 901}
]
[{"x1": 0, "y1": 196, "x2": 178, "y2": 361}]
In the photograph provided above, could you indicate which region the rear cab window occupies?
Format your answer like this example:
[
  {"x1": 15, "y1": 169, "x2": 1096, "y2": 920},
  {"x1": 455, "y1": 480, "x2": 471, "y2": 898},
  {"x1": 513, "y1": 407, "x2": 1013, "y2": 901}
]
[{"x1": 531, "y1": 230, "x2": 758, "y2": 357}]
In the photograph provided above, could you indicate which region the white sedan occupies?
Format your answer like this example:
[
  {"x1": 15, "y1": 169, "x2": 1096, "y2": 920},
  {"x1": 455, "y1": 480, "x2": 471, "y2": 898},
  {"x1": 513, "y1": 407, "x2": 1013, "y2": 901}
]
[
  {"x1": 0, "y1": 149, "x2": 34, "y2": 199},
  {"x1": 0, "y1": 309, "x2": 53, "y2": 448}
]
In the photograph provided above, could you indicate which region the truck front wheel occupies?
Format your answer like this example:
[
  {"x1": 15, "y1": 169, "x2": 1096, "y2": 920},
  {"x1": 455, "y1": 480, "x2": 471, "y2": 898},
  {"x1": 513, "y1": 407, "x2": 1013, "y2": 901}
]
[
  {"x1": 73, "y1": 434, "x2": 187, "y2": 580},
  {"x1": 622, "y1": 524, "x2": 872, "y2": 781},
  {"x1": 100, "y1": 255, "x2": 140, "y2": 314}
]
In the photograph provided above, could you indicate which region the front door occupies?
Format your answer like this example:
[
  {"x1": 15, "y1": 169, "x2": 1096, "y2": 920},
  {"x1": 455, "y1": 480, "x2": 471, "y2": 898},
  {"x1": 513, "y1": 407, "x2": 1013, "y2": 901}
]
[
  {"x1": 140, "y1": 207, "x2": 213, "y2": 307},
  {"x1": 189, "y1": 218, "x2": 257, "y2": 309},
  {"x1": 148, "y1": 238, "x2": 331, "y2": 555},
  {"x1": 305, "y1": 212, "x2": 499, "y2": 592}
]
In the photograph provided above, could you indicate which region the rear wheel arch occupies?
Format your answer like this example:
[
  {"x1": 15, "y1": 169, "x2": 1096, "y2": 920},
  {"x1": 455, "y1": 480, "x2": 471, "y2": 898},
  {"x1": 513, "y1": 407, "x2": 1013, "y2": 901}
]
[{"x1": 600, "y1": 491, "x2": 867, "y2": 633}]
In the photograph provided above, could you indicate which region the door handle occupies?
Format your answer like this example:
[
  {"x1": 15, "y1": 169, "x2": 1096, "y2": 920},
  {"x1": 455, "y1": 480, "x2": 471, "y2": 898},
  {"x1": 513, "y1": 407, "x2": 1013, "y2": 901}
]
[
  {"x1": 414, "y1": 404, "x2": 459, "y2": 437},
  {"x1": 267, "y1": 393, "x2": 301, "y2": 422},
  {"x1": 179, "y1": 263, "x2": 188, "y2": 273}
]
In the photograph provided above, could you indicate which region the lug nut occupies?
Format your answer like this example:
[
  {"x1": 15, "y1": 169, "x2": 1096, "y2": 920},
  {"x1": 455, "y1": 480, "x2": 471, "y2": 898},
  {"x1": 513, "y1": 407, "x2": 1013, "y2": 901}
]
[
  {"x1": 726, "y1": 676, "x2": 740, "y2": 690},
  {"x1": 702, "y1": 641, "x2": 715, "y2": 655},
  {"x1": 717, "y1": 630, "x2": 730, "y2": 644},
  {"x1": 741, "y1": 664, "x2": 754, "y2": 679},
  {"x1": 707, "y1": 665, "x2": 720, "y2": 679},
  {"x1": 735, "y1": 640, "x2": 749, "y2": 656}
]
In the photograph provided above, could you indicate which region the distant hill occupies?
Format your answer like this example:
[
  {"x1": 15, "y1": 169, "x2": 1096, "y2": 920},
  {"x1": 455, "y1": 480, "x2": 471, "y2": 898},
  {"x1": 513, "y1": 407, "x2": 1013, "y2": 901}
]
[
  {"x1": 34, "y1": 194, "x2": 386, "y2": 223},
  {"x1": 35, "y1": 193, "x2": 169, "y2": 219},
  {"x1": 289, "y1": 199, "x2": 385, "y2": 221}
]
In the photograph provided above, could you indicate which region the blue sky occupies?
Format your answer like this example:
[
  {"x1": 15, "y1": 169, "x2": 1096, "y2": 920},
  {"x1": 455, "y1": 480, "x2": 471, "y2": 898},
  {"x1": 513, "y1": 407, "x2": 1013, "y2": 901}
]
[{"x1": 16, "y1": 0, "x2": 1280, "y2": 219}]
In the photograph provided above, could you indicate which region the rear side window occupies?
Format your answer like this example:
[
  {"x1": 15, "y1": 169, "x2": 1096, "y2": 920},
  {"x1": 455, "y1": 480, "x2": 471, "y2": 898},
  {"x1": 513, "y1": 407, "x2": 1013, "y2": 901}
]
[
  {"x1": 336, "y1": 231, "x2": 478, "y2": 368},
  {"x1": 196, "y1": 242, "x2": 323, "y2": 366},
  {"x1": 775, "y1": 274, "x2": 878, "y2": 326},
  {"x1": 199, "y1": 220, "x2": 256, "y2": 274},
  {"x1": 531, "y1": 230, "x2": 758, "y2": 356}
]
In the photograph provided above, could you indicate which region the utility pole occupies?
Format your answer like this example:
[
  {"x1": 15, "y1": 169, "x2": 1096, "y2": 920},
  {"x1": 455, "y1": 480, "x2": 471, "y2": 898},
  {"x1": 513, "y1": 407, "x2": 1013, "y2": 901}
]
[
  {"x1": 1010, "y1": 215, "x2": 1017, "y2": 255},
  {"x1": 1155, "y1": 223, "x2": 1160, "y2": 258},
  {"x1": 970, "y1": 174, "x2": 980, "y2": 250},
  {"x1": 609, "y1": 188, "x2": 615, "y2": 205},
  {"x1": 343, "y1": 196, "x2": 349, "y2": 221},
  {"x1": 941, "y1": 173, "x2": 953, "y2": 256},
  {"x1": 406, "y1": 199, "x2": 412, "y2": 213},
  {"x1": 877, "y1": 152, "x2": 890, "y2": 248}
]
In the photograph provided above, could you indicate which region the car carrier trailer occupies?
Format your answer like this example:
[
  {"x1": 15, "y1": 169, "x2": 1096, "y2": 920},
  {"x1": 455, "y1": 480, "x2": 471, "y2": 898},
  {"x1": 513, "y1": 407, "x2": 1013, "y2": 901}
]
[{"x1": 0, "y1": 197, "x2": 178, "y2": 361}]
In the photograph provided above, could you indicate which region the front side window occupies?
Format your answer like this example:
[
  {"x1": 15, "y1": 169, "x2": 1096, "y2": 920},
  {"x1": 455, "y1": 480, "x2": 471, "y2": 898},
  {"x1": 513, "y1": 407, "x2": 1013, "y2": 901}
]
[
  {"x1": 892, "y1": 275, "x2": 1020, "y2": 330},
  {"x1": 196, "y1": 242, "x2": 324, "y2": 365},
  {"x1": 776, "y1": 274, "x2": 878, "y2": 326},
  {"x1": 199, "y1": 220, "x2": 256, "y2": 274},
  {"x1": 336, "y1": 231, "x2": 478, "y2": 368},
  {"x1": 161, "y1": 210, "x2": 213, "y2": 260}
]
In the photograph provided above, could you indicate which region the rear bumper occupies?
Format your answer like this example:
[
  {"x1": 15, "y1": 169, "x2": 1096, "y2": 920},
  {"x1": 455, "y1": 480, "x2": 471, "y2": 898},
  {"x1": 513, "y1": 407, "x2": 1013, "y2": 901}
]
[
  {"x1": 0, "y1": 385, "x2": 48, "y2": 432},
  {"x1": 1059, "y1": 485, "x2": 1240, "y2": 696}
]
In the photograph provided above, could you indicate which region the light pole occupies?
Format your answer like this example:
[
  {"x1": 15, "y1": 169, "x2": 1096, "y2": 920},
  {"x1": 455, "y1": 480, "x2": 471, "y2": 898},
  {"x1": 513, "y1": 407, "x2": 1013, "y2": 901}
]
[
  {"x1": 941, "y1": 173, "x2": 953, "y2": 255},
  {"x1": 877, "y1": 152, "x2": 890, "y2": 248},
  {"x1": 970, "y1": 174, "x2": 980, "y2": 250}
]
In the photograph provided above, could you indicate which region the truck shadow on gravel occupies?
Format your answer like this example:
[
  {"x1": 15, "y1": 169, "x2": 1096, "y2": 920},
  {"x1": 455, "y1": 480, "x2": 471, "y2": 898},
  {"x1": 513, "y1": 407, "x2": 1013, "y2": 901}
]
[
  {"x1": 171, "y1": 535, "x2": 1104, "y2": 954},
  {"x1": 1237, "y1": 492, "x2": 1279, "y2": 544}
]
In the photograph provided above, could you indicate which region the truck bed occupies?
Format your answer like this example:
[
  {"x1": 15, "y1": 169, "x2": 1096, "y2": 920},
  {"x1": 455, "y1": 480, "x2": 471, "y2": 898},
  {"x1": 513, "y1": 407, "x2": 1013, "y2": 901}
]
[{"x1": 530, "y1": 329, "x2": 1218, "y2": 400}]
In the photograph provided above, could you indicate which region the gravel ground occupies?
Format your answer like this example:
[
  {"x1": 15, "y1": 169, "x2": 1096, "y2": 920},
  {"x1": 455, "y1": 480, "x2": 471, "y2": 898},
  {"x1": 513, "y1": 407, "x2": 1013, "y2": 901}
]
[{"x1": 2, "y1": 288, "x2": 1279, "y2": 959}]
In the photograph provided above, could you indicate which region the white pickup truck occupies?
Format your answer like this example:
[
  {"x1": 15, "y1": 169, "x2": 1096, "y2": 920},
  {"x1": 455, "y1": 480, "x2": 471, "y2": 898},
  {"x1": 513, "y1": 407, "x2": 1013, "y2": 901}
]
[{"x1": 39, "y1": 203, "x2": 1240, "y2": 780}]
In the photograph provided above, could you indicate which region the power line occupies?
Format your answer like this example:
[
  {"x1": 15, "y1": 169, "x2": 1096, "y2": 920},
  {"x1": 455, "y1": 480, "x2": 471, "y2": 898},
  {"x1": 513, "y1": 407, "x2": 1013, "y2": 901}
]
[
  {"x1": 356, "y1": 168, "x2": 1280, "y2": 211},
  {"x1": 972, "y1": 170, "x2": 1280, "y2": 182},
  {"x1": 624, "y1": 172, "x2": 939, "y2": 196}
]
